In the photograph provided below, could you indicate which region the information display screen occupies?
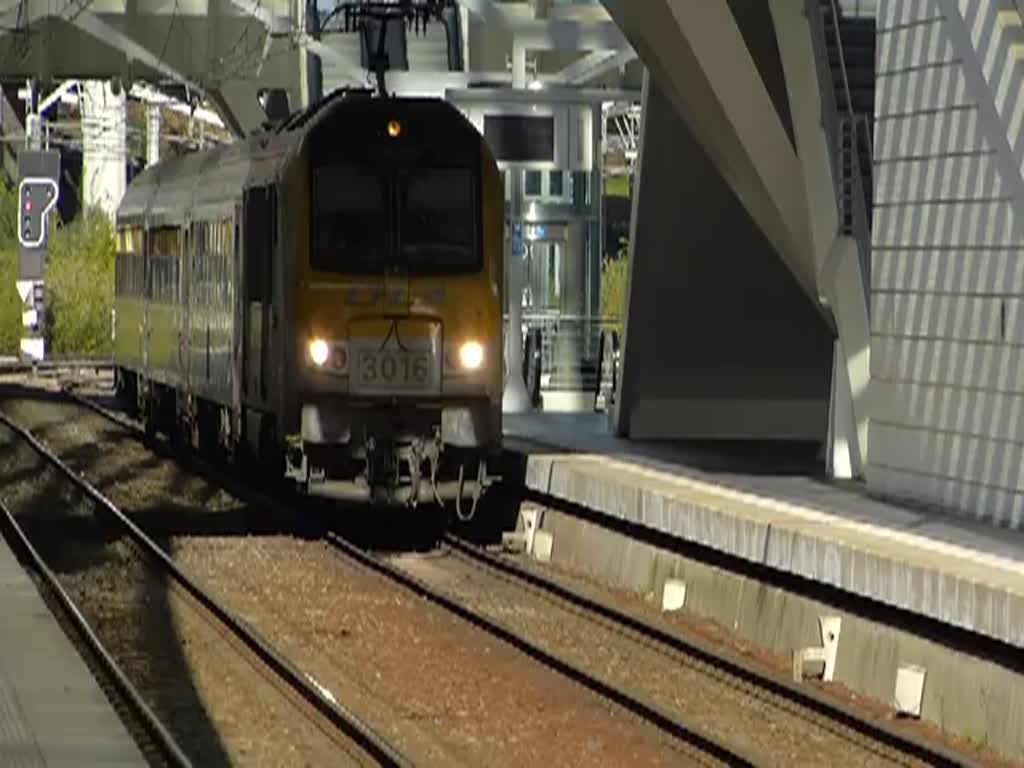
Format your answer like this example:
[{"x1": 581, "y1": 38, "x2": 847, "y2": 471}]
[{"x1": 483, "y1": 115, "x2": 555, "y2": 162}]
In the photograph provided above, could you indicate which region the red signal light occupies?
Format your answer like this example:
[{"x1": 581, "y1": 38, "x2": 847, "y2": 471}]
[{"x1": 24, "y1": 199, "x2": 31, "y2": 212}]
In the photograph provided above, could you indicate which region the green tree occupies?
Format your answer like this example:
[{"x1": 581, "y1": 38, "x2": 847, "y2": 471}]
[
  {"x1": 0, "y1": 183, "x2": 24, "y2": 355},
  {"x1": 0, "y1": 182, "x2": 19, "y2": 247},
  {"x1": 0, "y1": 245, "x2": 21, "y2": 355},
  {"x1": 0, "y1": 183, "x2": 116, "y2": 358},
  {"x1": 45, "y1": 207, "x2": 116, "y2": 357}
]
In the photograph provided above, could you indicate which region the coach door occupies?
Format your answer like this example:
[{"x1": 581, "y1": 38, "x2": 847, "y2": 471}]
[
  {"x1": 141, "y1": 228, "x2": 150, "y2": 373},
  {"x1": 242, "y1": 185, "x2": 276, "y2": 404},
  {"x1": 231, "y1": 204, "x2": 244, "y2": 420},
  {"x1": 179, "y1": 220, "x2": 192, "y2": 387}
]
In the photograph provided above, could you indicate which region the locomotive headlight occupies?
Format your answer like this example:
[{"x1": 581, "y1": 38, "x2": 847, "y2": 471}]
[
  {"x1": 459, "y1": 341, "x2": 484, "y2": 370},
  {"x1": 309, "y1": 338, "x2": 330, "y2": 367}
]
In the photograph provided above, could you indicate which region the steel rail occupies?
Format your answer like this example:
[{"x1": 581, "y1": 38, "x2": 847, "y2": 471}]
[
  {"x1": 0, "y1": 497, "x2": 194, "y2": 768},
  {"x1": 0, "y1": 410, "x2": 413, "y2": 768},
  {"x1": 442, "y1": 533, "x2": 974, "y2": 768},
  {"x1": 323, "y1": 529, "x2": 759, "y2": 768}
]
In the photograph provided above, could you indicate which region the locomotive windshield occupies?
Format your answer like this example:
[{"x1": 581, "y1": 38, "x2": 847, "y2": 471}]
[
  {"x1": 313, "y1": 165, "x2": 480, "y2": 275},
  {"x1": 398, "y1": 168, "x2": 477, "y2": 274},
  {"x1": 313, "y1": 168, "x2": 391, "y2": 273}
]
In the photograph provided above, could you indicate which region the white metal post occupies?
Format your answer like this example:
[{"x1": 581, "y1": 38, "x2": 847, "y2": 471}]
[
  {"x1": 503, "y1": 43, "x2": 532, "y2": 412},
  {"x1": 147, "y1": 104, "x2": 161, "y2": 166},
  {"x1": 81, "y1": 80, "x2": 127, "y2": 222}
]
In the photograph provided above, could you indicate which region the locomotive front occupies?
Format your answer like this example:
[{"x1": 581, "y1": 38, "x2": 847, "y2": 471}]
[{"x1": 284, "y1": 96, "x2": 504, "y2": 511}]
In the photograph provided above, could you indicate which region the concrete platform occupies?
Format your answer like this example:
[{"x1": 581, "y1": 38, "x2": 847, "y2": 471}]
[
  {"x1": 0, "y1": 536, "x2": 147, "y2": 767},
  {"x1": 504, "y1": 412, "x2": 1024, "y2": 650}
]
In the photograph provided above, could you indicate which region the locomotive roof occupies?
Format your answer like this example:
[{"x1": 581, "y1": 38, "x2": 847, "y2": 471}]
[
  {"x1": 116, "y1": 91, "x2": 480, "y2": 228},
  {"x1": 117, "y1": 131, "x2": 293, "y2": 227}
]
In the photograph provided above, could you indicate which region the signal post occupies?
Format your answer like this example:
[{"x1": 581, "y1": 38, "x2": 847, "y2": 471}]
[{"x1": 16, "y1": 149, "x2": 61, "y2": 362}]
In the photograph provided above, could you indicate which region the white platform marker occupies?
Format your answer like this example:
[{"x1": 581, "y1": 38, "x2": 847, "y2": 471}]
[
  {"x1": 19, "y1": 337, "x2": 44, "y2": 362},
  {"x1": 661, "y1": 579, "x2": 687, "y2": 611},
  {"x1": 792, "y1": 616, "x2": 842, "y2": 683},
  {"x1": 894, "y1": 664, "x2": 926, "y2": 718},
  {"x1": 532, "y1": 530, "x2": 553, "y2": 563},
  {"x1": 521, "y1": 506, "x2": 540, "y2": 555},
  {"x1": 500, "y1": 506, "x2": 542, "y2": 554}
]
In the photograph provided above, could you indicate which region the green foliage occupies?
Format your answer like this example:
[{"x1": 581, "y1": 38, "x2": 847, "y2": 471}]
[
  {"x1": 0, "y1": 182, "x2": 20, "y2": 248},
  {"x1": 45, "y1": 208, "x2": 116, "y2": 357},
  {"x1": 0, "y1": 245, "x2": 22, "y2": 355},
  {"x1": 600, "y1": 237, "x2": 629, "y2": 336},
  {"x1": 604, "y1": 174, "x2": 630, "y2": 198},
  {"x1": 0, "y1": 184, "x2": 24, "y2": 355},
  {"x1": 0, "y1": 184, "x2": 115, "y2": 358}
]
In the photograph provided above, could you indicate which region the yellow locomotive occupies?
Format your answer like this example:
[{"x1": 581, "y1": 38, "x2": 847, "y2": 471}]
[{"x1": 113, "y1": 90, "x2": 504, "y2": 510}]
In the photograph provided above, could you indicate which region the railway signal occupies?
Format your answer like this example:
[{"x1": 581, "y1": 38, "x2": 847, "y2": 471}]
[
  {"x1": 17, "y1": 177, "x2": 59, "y2": 249},
  {"x1": 16, "y1": 149, "x2": 61, "y2": 363}
]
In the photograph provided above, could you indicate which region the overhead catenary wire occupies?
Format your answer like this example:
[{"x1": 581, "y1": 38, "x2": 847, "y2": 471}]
[
  {"x1": 1, "y1": 0, "x2": 449, "y2": 142},
  {"x1": 1, "y1": 0, "x2": 382, "y2": 93}
]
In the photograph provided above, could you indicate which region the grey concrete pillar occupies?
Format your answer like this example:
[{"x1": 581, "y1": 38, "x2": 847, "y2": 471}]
[
  {"x1": 611, "y1": 70, "x2": 833, "y2": 440},
  {"x1": 600, "y1": 0, "x2": 821, "y2": 309}
]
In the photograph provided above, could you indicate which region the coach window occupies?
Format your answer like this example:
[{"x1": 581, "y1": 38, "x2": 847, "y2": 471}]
[
  {"x1": 170, "y1": 256, "x2": 179, "y2": 303},
  {"x1": 207, "y1": 221, "x2": 215, "y2": 306},
  {"x1": 147, "y1": 228, "x2": 173, "y2": 301},
  {"x1": 208, "y1": 221, "x2": 218, "y2": 306},
  {"x1": 136, "y1": 253, "x2": 145, "y2": 297},
  {"x1": 116, "y1": 227, "x2": 141, "y2": 297},
  {"x1": 198, "y1": 221, "x2": 210, "y2": 309},
  {"x1": 219, "y1": 219, "x2": 232, "y2": 307},
  {"x1": 223, "y1": 219, "x2": 232, "y2": 307}
]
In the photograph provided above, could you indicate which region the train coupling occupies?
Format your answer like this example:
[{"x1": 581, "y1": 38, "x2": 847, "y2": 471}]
[{"x1": 286, "y1": 435, "x2": 500, "y2": 517}]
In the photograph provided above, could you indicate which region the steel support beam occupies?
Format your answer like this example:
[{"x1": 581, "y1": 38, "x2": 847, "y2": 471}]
[{"x1": 552, "y1": 49, "x2": 636, "y2": 84}]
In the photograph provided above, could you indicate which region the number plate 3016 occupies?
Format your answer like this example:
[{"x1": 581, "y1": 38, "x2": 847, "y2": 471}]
[{"x1": 354, "y1": 349, "x2": 435, "y2": 392}]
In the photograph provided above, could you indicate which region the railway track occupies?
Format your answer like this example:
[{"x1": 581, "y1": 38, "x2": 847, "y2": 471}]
[
  {"x1": 434, "y1": 534, "x2": 974, "y2": 768},
  {"x1": 51, "y1": 384, "x2": 984, "y2": 767},
  {"x1": 324, "y1": 529, "x2": 757, "y2": 766},
  {"x1": 0, "y1": 409, "x2": 411, "y2": 768},
  {"x1": 36, "y1": 386, "x2": 701, "y2": 765},
  {"x1": 57, "y1": 386, "x2": 748, "y2": 765}
]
